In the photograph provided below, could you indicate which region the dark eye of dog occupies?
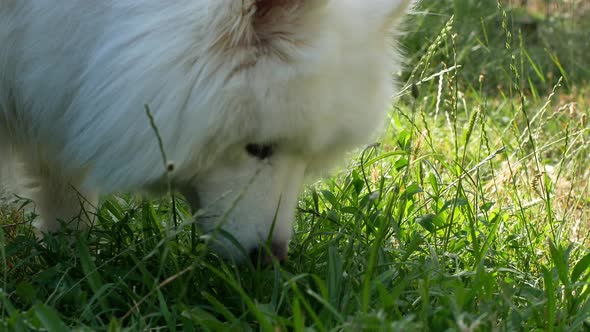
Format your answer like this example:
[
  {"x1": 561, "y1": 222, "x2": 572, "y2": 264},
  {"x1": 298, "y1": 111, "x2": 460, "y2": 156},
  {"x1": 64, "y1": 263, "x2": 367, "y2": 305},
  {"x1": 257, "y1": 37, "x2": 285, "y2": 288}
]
[{"x1": 245, "y1": 144, "x2": 274, "y2": 160}]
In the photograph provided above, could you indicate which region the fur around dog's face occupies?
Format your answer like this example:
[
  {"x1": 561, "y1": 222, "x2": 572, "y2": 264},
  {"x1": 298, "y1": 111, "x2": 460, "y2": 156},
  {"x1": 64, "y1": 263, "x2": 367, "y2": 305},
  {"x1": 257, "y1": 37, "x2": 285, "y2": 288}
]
[
  {"x1": 0, "y1": 0, "x2": 412, "y2": 262},
  {"x1": 177, "y1": 0, "x2": 413, "y2": 260}
]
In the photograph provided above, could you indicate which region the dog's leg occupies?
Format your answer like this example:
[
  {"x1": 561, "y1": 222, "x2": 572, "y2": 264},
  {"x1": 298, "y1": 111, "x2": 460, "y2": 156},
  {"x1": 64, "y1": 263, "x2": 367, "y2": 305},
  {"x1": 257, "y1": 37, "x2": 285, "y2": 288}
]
[{"x1": 22, "y1": 162, "x2": 98, "y2": 235}]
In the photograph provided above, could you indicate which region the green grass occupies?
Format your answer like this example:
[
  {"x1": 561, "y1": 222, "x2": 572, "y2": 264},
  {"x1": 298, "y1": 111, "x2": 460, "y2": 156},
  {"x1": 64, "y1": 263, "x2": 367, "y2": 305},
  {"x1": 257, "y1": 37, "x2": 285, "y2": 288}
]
[{"x1": 2, "y1": 1, "x2": 590, "y2": 331}]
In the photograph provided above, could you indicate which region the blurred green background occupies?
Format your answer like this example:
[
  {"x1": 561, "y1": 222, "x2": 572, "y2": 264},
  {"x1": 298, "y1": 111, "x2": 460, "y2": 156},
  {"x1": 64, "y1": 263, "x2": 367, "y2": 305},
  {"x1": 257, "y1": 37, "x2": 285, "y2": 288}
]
[{"x1": 403, "y1": 0, "x2": 590, "y2": 94}]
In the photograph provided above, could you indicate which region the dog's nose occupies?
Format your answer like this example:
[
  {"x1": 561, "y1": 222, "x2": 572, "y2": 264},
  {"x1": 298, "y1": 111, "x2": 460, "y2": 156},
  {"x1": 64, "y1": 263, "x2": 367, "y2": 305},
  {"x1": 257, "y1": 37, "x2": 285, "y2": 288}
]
[{"x1": 249, "y1": 241, "x2": 288, "y2": 265}]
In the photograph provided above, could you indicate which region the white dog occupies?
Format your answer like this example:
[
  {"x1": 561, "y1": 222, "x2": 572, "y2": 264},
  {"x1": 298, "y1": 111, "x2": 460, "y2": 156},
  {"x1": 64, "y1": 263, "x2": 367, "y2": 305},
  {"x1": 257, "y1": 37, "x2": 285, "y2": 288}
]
[{"x1": 0, "y1": 0, "x2": 412, "y2": 262}]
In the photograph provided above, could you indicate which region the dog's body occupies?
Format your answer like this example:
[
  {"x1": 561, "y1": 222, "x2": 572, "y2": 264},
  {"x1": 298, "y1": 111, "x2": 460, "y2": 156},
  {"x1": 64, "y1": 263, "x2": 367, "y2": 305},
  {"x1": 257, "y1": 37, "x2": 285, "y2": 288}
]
[{"x1": 0, "y1": 0, "x2": 411, "y2": 261}]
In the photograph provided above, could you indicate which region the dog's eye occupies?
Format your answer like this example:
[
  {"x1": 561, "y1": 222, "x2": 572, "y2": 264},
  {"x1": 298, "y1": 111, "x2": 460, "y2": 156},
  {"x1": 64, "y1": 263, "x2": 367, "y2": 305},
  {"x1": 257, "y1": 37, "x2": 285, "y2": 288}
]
[{"x1": 245, "y1": 144, "x2": 274, "y2": 160}]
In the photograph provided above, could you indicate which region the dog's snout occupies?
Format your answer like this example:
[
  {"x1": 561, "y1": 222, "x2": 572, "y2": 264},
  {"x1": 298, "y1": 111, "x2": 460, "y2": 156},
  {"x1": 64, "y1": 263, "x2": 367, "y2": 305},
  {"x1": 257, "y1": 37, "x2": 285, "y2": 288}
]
[{"x1": 249, "y1": 241, "x2": 288, "y2": 265}]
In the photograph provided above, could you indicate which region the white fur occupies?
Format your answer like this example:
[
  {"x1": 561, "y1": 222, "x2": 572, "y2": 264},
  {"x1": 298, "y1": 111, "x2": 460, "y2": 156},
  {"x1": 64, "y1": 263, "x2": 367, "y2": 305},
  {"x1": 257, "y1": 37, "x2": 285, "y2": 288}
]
[{"x1": 0, "y1": 0, "x2": 412, "y2": 261}]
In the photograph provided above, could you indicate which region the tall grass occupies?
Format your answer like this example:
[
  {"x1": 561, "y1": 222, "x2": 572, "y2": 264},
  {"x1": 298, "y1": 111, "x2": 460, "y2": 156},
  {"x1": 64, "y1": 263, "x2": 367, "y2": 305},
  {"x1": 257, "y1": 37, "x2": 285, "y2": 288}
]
[{"x1": 1, "y1": 0, "x2": 589, "y2": 330}]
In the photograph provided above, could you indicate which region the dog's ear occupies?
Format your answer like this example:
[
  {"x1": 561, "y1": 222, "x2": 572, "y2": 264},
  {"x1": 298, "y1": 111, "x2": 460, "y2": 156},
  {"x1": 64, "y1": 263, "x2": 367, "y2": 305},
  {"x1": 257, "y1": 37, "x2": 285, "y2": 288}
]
[
  {"x1": 253, "y1": 0, "x2": 328, "y2": 15},
  {"x1": 254, "y1": 0, "x2": 288, "y2": 14},
  {"x1": 210, "y1": 0, "x2": 327, "y2": 51},
  {"x1": 251, "y1": 0, "x2": 329, "y2": 29}
]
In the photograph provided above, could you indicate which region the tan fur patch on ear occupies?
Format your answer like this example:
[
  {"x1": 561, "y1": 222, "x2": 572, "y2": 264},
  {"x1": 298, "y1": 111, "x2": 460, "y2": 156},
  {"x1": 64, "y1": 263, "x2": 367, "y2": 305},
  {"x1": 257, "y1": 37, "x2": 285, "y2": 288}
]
[
  {"x1": 208, "y1": 0, "x2": 325, "y2": 77},
  {"x1": 207, "y1": 2, "x2": 256, "y2": 52}
]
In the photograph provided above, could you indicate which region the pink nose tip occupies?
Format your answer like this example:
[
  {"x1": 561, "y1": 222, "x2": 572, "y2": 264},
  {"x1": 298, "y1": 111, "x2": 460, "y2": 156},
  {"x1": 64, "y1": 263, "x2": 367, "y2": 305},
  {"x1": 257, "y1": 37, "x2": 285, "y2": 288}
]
[{"x1": 249, "y1": 241, "x2": 288, "y2": 265}]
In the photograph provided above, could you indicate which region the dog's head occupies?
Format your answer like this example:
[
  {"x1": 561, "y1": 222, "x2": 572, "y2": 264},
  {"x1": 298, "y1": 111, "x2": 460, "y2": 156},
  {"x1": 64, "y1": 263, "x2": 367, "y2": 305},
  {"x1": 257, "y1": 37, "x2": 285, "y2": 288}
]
[{"x1": 185, "y1": 0, "x2": 413, "y2": 263}]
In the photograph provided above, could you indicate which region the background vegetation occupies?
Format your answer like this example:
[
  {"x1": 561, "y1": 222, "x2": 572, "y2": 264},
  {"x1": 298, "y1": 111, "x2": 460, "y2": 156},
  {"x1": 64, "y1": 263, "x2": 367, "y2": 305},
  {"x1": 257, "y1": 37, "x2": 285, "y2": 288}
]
[{"x1": 2, "y1": 0, "x2": 589, "y2": 330}]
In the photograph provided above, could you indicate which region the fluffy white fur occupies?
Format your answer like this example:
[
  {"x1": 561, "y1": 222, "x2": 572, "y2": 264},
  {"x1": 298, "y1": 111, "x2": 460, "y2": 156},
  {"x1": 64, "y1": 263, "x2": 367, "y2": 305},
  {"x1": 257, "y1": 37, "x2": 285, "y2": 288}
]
[{"x1": 0, "y1": 0, "x2": 412, "y2": 261}]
